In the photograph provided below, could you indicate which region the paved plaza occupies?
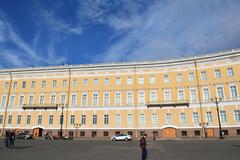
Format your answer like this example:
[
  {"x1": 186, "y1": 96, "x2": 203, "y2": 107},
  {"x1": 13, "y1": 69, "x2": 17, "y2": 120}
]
[{"x1": 0, "y1": 139, "x2": 240, "y2": 160}]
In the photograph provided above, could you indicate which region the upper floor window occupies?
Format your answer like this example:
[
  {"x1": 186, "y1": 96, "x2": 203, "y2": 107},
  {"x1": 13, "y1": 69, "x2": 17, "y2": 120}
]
[
  {"x1": 61, "y1": 94, "x2": 66, "y2": 104},
  {"x1": 104, "y1": 78, "x2": 110, "y2": 85},
  {"x1": 127, "y1": 77, "x2": 133, "y2": 85},
  {"x1": 115, "y1": 92, "x2": 121, "y2": 106},
  {"x1": 115, "y1": 114, "x2": 121, "y2": 125},
  {"x1": 180, "y1": 112, "x2": 187, "y2": 125},
  {"x1": 190, "y1": 88, "x2": 197, "y2": 102},
  {"x1": 39, "y1": 95, "x2": 45, "y2": 104},
  {"x1": 92, "y1": 115, "x2": 97, "y2": 125},
  {"x1": 203, "y1": 88, "x2": 210, "y2": 101},
  {"x1": 192, "y1": 112, "x2": 199, "y2": 124},
  {"x1": 216, "y1": 86, "x2": 224, "y2": 99},
  {"x1": 227, "y1": 67, "x2": 234, "y2": 77},
  {"x1": 50, "y1": 95, "x2": 56, "y2": 104},
  {"x1": 104, "y1": 92, "x2": 110, "y2": 106},
  {"x1": 52, "y1": 80, "x2": 57, "y2": 88},
  {"x1": 149, "y1": 76, "x2": 156, "y2": 84},
  {"x1": 139, "y1": 114, "x2": 145, "y2": 125},
  {"x1": 19, "y1": 95, "x2": 24, "y2": 107},
  {"x1": 1, "y1": 95, "x2": 7, "y2": 108},
  {"x1": 230, "y1": 85, "x2": 238, "y2": 99},
  {"x1": 4, "y1": 82, "x2": 9, "y2": 88},
  {"x1": 71, "y1": 94, "x2": 77, "y2": 105},
  {"x1": 234, "y1": 110, "x2": 240, "y2": 122},
  {"x1": 93, "y1": 78, "x2": 99, "y2": 85},
  {"x1": 31, "y1": 81, "x2": 35, "y2": 88},
  {"x1": 189, "y1": 72, "x2": 195, "y2": 81},
  {"x1": 214, "y1": 69, "x2": 221, "y2": 79},
  {"x1": 164, "y1": 89, "x2": 171, "y2": 101},
  {"x1": 83, "y1": 79, "x2": 88, "y2": 85},
  {"x1": 41, "y1": 81, "x2": 46, "y2": 88},
  {"x1": 220, "y1": 110, "x2": 227, "y2": 122},
  {"x1": 73, "y1": 79, "x2": 77, "y2": 87},
  {"x1": 163, "y1": 74, "x2": 169, "y2": 83},
  {"x1": 165, "y1": 113, "x2": 172, "y2": 124},
  {"x1": 178, "y1": 89, "x2": 184, "y2": 101},
  {"x1": 115, "y1": 77, "x2": 121, "y2": 85},
  {"x1": 200, "y1": 71, "x2": 207, "y2": 80},
  {"x1": 152, "y1": 113, "x2": 158, "y2": 125},
  {"x1": 62, "y1": 80, "x2": 67, "y2": 88},
  {"x1": 177, "y1": 73, "x2": 183, "y2": 82},
  {"x1": 22, "y1": 81, "x2": 26, "y2": 89},
  {"x1": 126, "y1": 91, "x2": 133, "y2": 105},
  {"x1": 150, "y1": 90, "x2": 157, "y2": 102},
  {"x1": 93, "y1": 93, "x2": 99, "y2": 106},
  {"x1": 13, "y1": 82, "x2": 17, "y2": 89},
  {"x1": 138, "y1": 76, "x2": 144, "y2": 85},
  {"x1": 206, "y1": 111, "x2": 213, "y2": 123},
  {"x1": 138, "y1": 91, "x2": 145, "y2": 105},
  {"x1": 81, "y1": 93, "x2": 88, "y2": 106},
  {"x1": 29, "y1": 95, "x2": 34, "y2": 105}
]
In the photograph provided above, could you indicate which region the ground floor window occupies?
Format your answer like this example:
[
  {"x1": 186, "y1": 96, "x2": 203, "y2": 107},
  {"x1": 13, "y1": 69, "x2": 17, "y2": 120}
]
[
  {"x1": 140, "y1": 131, "x2": 146, "y2": 136},
  {"x1": 69, "y1": 131, "x2": 74, "y2": 137},
  {"x1": 128, "y1": 131, "x2": 133, "y2": 136},
  {"x1": 222, "y1": 130, "x2": 228, "y2": 136},
  {"x1": 92, "y1": 131, "x2": 97, "y2": 137},
  {"x1": 194, "y1": 130, "x2": 200, "y2": 136},
  {"x1": 103, "y1": 131, "x2": 108, "y2": 137},
  {"x1": 115, "y1": 131, "x2": 120, "y2": 135},
  {"x1": 153, "y1": 131, "x2": 158, "y2": 136},
  {"x1": 80, "y1": 131, "x2": 85, "y2": 136},
  {"x1": 181, "y1": 131, "x2": 187, "y2": 136},
  {"x1": 237, "y1": 129, "x2": 240, "y2": 135}
]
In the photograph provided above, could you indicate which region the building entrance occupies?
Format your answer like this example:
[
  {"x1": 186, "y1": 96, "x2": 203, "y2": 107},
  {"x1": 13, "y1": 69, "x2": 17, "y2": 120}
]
[
  {"x1": 33, "y1": 128, "x2": 43, "y2": 137},
  {"x1": 163, "y1": 127, "x2": 176, "y2": 138}
]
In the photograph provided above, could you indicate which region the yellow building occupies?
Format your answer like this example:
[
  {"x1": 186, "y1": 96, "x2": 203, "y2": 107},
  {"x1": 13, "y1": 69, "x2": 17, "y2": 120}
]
[{"x1": 0, "y1": 49, "x2": 240, "y2": 139}]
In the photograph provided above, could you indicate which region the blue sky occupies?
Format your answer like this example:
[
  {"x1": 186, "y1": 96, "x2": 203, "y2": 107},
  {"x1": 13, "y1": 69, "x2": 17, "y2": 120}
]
[{"x1": 0, "y1": 0, "x2": 240, "y2": 68}]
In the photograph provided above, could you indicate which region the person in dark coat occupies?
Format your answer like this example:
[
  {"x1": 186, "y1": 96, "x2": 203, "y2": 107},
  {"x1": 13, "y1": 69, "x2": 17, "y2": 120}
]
[
  {"x1": 9, "y1": 130, "x2": 16, "y2": 149},
  {"x1": 4, "y1": 130, "x2": 10, "y2": 149},
  {"x1": 140, "y1": 134, "x2": 148, "y2": 160}
]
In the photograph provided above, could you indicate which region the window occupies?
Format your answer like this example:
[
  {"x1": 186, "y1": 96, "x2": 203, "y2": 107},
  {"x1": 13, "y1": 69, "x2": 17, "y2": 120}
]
[
  {"x1": 50, "y1": 95, "x2": 56, "y2": 104},
  {"x1": 39, "y1": 95, "x2": 45, "y2": 104},
  {"x1": 200, "y1": 71, "x2": 207, "y2": 80},
  {"x1": 206, "y1": 112, "x2": 212, "y2": 123},
  {"x1": 41, "y1": 81, "x2": 46, "y2": 88},
  {"x1": 194, "y1": 131, "x2": 201, "y2": 136},
  {"x1": 127, "y1": 77, "x2": 133, "y2": 85},
  {"x1": 128, "y1": 114, "x2": 133, "y2": 125},
  {"x1": 70, "y1": 115, "x2": 75, "y2": 125},
  {"x1": 126, "y1": 91, "x2": 133, "y2": 105},
  {"x1": 104, "y1": 114, "x2": 109, "y2": 125},
  {"x1": 0, "y1": 115, "x2": 3, "y2": 124},
  {"x1": 93, "y1": 78, "x2": 99, "y2": 85},
  {"x1": 181, "y1": 131, "x2": 187, "y2": 136},
  {"x1": 73, "y1": 79, "x2": 77, "y2": 87},
  {"x1": 230, "y1": 85, "x2": 238, "y2": 99},
  {"x1": 115, "y1": 114, "x2": 121, "y2": 125},
  {"x1": 203, "y1": 88, "x2": 210, "y2": 101},
  {"x1": 1, "y1": 95, "x2": 7, "y2": 108},
  {"x1": 192, "y1": 112, "x2": 199, "y2": 124},
  {"x1": 190, "y1": 89, "x2": 197, "y2": 102},
  {"x1": 59, "y1": 115, "x2": 64, "y2": 124},
  {"x1": 216, "y1": 86, "x2": 224, "y2": 99},
  {"x1": 166, "y1": 113, "x2": 172, "y2": 124},
  {"x1": 227, "y1": 67, "x2": 234, "y2": 77},
  {"x1": 19, "y1": 95, "x2": 24, "y2": 107},
  {"x1": 83, "y1": 79, "x2": 88, "y2": 85},
  {"x1": 115, "y1": 77, "x2": 121, "y2": 85},
  {"x1": 93, "y1": 115, "x2": 97, "y2": 125},
  {"x1": 21, "y1": 81, "x2": 26, "y2": 89},
  {"x1": 17, "y1": 115, "x2": 21, "y2": 125},
  {"x1": 29, "y1": 95, "x2": 34, "y2": 105},
  {"x1": 81, "y1": 93, "x2": 88, "y2": 106},
  {"x1": 103, "y1": 131, "x2": 109, "y2": 137},
  {"x1": 8, "y1": 115, "x2": 12, "y2": 124},
  {"x1": 31, "y1": 81, "x2": 35, "y2": 88},
  {"x1": 38, "y1": 115, "x2": 42, "y2": 125},
  {"x1": 9, "y1": 95, "x2": 15, "y2": 107},
  {"x1": 139, "y1": 114, "x2": 145, "y2": 125},
  {"x1": 93, "y1": 93, "x2": 99, "y2": 106},
  {"x1": 71, "y1": 94, "x2": 77, "y2": 105},
  {"x1": 150, "y1": 90, "x2": 157, "y2": 102},
  {"x1": 138, "y1": 91, "x2": 145, "y2": 105},
  {"x1": 150, "y1": 76, "x2": 155, "y2": 84},
  {"x1": 163, "y1": 74, "x2": 169, "y2": 83},
  {"x1": 177, "y1": 73, "x2": 183, "y2": 82},
  {"x1": 81, "y1": 115, "x2": 86, "y2": 125},
  {"x1": 178, "y1": 89, "x2": 184, "y2": 101},
  {"x1": 138, "y1": 76, "x2": 144, "y2": 84},
  {"x1": 115, "y1": 92, "x2": 121, "y2": 106},
  {"x1": 80, "y1": 131, "x2": 85, "y2": 136},
  {"x1": 214, "y1": 69, "x2": 221, "y2": 79},
  {"x1": 4, "y1": 82, "x2": 9, "y2": 88},
  {"x1": 104, "y1": 78, "x2": 109, "y2": 85},
  {"x1": 52, "y1": 80, "x2": 57, "y2": 88},
  {"x1": 180, "y1": 112, "x2": 187, "y2": 125},
  {"x1": 164, "y1": 89, "x2": 171, "y2": 101},
  {"x1": 152, "y1": 113, "x2": 158, "y2": 125},
  {"x1": 13, "y1": 82, "x2": 17, "y2": 89},
  {"x1": 104, "y1": 92, "x2": 110, "y2": 106},
  {"x1": 234, "y1": 110, "x2": 240, "y2": 122},
  {"x1": 189, "y1": 72, "x2": 195, "y2": 81},
  {"x1": 62, "y1": 80, "x2": 67, "y2": 88},
  {"x1": 61, "y1": 95, "x2": 66, "y2": 104},
  {"x1": 220, "y1": 110, "x2": 227, "y2": 122},
  {"x1": 49, "y1": 115, "x2": 54, "y2": 125},
  {"x1": 26, "y1": 115, "x2": 31, "y2": 125}
]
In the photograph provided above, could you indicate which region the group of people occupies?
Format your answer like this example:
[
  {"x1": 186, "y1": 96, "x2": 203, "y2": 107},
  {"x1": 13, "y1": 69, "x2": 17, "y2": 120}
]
[{"x1": 4, "y1": 130, "x2": 16, "y2": 149}]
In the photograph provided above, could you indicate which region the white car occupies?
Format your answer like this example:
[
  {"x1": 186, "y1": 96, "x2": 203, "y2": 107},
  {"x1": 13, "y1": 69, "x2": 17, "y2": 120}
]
[{"x1": 111, "y1": 134, "x2": 132, "y2": 141}]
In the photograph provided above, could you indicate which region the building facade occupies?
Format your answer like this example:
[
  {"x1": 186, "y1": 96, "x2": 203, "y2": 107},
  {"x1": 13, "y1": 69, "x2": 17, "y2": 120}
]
[{"x1": 0, "y1": 49, "x2": 240, "y2": 139}]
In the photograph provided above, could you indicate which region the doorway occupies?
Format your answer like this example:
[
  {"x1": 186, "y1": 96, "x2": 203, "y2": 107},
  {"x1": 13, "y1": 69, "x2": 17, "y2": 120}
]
[
  {"x1": 163, "y1": 127, "x2": 177, "y2": 138},
  {"x1": 33, "y1": 128, "x2": 43, "y2": 137}
]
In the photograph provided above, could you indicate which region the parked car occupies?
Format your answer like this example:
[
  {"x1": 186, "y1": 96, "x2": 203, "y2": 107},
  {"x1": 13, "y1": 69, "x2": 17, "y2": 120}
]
[
  {"x1": 111, "y1": 134, "x2": 132, "y2": 141},
  {"x1": 62, "y1": 135, "x2": 73, "y2": 140},
  {"x1": 16, "y1": 132, "x2": 33, "y2": 139}
]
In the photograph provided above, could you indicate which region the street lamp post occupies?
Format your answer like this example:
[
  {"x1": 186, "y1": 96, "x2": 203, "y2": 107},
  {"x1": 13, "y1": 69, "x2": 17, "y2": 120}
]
[
  {"x1": 211, "y1": 97, "x2": 223, "y2": 139},
  {"x1": 59, "y1": 104, "x2": 65, "y2": 139},
  {"x1": 74, "y1": 123, "x2": 81, "y2": 138}
]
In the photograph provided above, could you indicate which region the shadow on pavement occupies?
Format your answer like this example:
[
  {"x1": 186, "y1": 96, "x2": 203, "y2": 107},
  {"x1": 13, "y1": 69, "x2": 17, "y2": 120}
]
[{"x1": 232, "y1": 144, "x2": 240, "y2": 148}]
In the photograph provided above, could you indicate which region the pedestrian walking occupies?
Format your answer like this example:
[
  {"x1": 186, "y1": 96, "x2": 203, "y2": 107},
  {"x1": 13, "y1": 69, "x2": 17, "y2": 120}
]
[
  {"x1": 9, "y1": 130, "x2": 16, "y2": 149},
  {"x1": 140, "y1": 134, "x2": 148, "y2": 160},
  {"x1": 4, "y1": 130, "x2": 10, "y2": 149}
]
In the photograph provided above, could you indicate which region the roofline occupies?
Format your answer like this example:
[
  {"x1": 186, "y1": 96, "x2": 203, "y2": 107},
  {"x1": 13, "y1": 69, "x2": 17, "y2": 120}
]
[{"x1": 0, "y1": 48, "x2": 240, "y2": 73}]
